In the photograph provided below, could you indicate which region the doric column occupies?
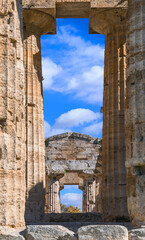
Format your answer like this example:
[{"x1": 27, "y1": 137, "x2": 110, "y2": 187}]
[
  {"x1": 83, "y1": 178, "x2": 96, "y2": 212},
  {"x1": 24, "y1": 25, "x2": 45, "y2": 222},
  {"x1": 23, "y1": 7, "x2": 56, "y2": 223},
  {"x1": 45, "y1": 177, "x2": 61, "y2": 213},
  {"x1": 0, "y1": 0, "x2": 25, "y2": 226},
  {"x1": 125, "y1": 0, "x2": 145, "y2": 226},
  {"x1": 102, "y1": 25, "x2": 129, "y2": 221}
]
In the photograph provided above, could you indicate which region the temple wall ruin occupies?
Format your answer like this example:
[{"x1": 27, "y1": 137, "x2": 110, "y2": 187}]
[{"x1": 45, "y1": 132, "x2": 102, "y2": 213}]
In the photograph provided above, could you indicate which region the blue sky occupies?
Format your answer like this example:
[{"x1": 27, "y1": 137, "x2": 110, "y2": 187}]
[
  {"x1": 41, "y1": 18, "x2": 105, "y2": 209},
  {"x1": 41, "y1": 18, "x2": 105, "y2": 140}
]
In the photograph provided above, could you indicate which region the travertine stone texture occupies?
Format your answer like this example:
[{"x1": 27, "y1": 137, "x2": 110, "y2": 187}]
[
  {"x1": 129, "y1": 228, "x2": 145, "y2": 240},
  {"x1": 102, "y1": 26, "x2": 128, "y2": 221},
  {"x1": 0, "y1": 227, "x2": 25, "y2": 240},
  {"x1": 0, "y1": 0, "x2": 25, "y2": 227},
  {"x1": 24, "y1": 26, "x2": 45, "y2": 223},
  {"x1": 78, "y1": 225, "x2": 128, "y2": 240},
  {"x1": 26, "y1": 225, "x2": 77, "y2": 240},
  {"x1": 45, "y1": 133, "x2": 102, "y2": 213},
  {"x1": 125, "y1": 0, "x2": 145, "y2": 226}
]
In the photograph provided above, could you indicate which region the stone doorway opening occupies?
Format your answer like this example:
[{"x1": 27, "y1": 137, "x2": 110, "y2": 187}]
[{"x1": 60, "y1": 185, "x2": 83, "y2": 213}]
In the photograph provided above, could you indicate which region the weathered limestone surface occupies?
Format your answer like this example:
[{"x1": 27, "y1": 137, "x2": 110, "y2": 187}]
[
  {"x1": 45, "y1": 133, "x2": 102, "y2": 213},
  {"x1": 0, "y1": 0, "x2": 25, "y2": 227},
  {"x1": 129, "y1": 228, "x2": 145, "y2": 240},
  {"x1": 0, "y1": 227, "x2": 25, "y2": 240},
  {"x1": 23, "y1": 4, "x2": 56, "y2": 223},
  {"x1": 125, "y1": 0, "x2": 145, "y2": 226},
  {"x1": 26, "y1": 225, "x2": 77, "y2": 240},
  {"x1": 78, "y1": 225, "x2": 128, "y2": 240},
  {"x1": 24, "y1": 25, "x2": 46, "y2": 223},
  {"x1": 101, "y1": 25, "x2": 128, "y2": 221}
]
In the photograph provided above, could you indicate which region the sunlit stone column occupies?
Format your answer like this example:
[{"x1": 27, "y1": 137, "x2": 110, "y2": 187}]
[
  {"x1": 125, "y1": 0, "x2": 145, "y2": 226},
  {"x1": 0, "y1": 0, "x2": 25, "y2": 226},
  {"x1": 45, "y1": 177, "x2": 61, "y2": 213},
  {"x1": 24, "y1": 25, "x2": 45, "y2": 223},
  {"x1": 102, "y1": 25, "x2": 128, "y2": 221}
]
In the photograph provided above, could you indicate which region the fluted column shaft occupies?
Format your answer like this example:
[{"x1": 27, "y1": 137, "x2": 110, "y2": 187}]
[
  {"x1": 102, "y1": 26, "x2": 128, "y2": 221},
  {"x1": 0, "y1": 0, "x2": 25, "y2": 227},
  {"x1": 125, "y1": 0, "x2": 145, "y2": 226},
  {"x1": 24, "y1": 26, "x2": 45, "y2": 223},
  {"x1": 83, "y1": 178, "x2": 96, "y2": 212},
  {"x1": 46, "y1": 177, "x2": 61, "y2": 213}
]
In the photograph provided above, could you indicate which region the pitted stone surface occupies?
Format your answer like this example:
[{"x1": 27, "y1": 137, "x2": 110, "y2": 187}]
[
  {"x1": 78, "y1": 225, "x2": 128, "y2": 240},
  {"x1": 0, "y1": 227, "x2": 25, "y2": 240},
  {"x1": 129, "y1": 228, "x2": 145, "y2": 240},
  {"x1": 26, "y1": 225, "x2": 77, "y2": 240}
]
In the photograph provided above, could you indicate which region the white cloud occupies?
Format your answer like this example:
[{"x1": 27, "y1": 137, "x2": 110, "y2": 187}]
[
  {"x1": 44, "y1": 120, "x2": 71, "y2": 138},
  {"x1": 84, "y1": 121, "x2": 103, "y2": 135},
  {"x1": 42, "y1": 57, "x2": 62, "y2": 90},
  {"x1": 55, "y1": 108, "x2": 101, "y2": 128},
  {"x1": 42, "y1": 24, "x2": 104, "y2": 105},
  {"x1": 44, "y1": 108, "x2": 102, "y2": 138},
  {"x1": 60, "y1": 193, "x2": 82, "y2": 210}
]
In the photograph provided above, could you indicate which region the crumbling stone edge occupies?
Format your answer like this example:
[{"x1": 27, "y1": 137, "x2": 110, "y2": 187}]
[{"x1": 0, "y1": 225, "x2": 145, "y2": 240}]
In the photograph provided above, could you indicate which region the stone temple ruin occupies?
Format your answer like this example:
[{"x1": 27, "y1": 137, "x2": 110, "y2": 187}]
[
  {"x1": 45, "y1": 132, "x2": 102, "y2": 214},
  {"x1": 0, "y1": 0, "x2": 145, "y2": 239}
]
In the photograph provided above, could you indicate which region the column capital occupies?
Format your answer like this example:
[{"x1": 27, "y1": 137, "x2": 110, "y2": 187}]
[
  {"x1": 23, "y1": 8, "x2": 56, "y2": 36},
  {"x1": 89, "y1": 1, "x2": 127, "y2": 35}
]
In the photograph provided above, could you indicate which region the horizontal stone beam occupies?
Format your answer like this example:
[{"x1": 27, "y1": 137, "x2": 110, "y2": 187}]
[{"x1": 46, "y1": 159, "x2": 99, "y2": 175}]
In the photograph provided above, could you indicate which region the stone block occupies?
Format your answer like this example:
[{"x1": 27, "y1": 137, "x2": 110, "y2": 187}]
[
  {"x1": 26, "y1": 225, "x2": 77, "y2": 240},
  {"x1": 78, "y1": 225, "x2": 128, "y2": 240},
  {"x1": 0, "y1": 227, "x2": 25, "y2": 240},
  {"x1": 129, "y1": 228, "x2": 145, "y2": 240}
]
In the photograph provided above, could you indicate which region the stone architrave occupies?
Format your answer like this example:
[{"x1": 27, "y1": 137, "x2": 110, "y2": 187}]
[
  {"x1": 125, "y1": 0, "x2": 145, "y2": 226},
  {"x1": 0, "y1": 0, "x2": 25, "y2": 227}
]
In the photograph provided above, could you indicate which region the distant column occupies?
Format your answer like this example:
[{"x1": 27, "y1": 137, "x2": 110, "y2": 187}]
[
  {"x1": 24, "y1": 25, "x2": 45, "y2": 223},
  {"x1": 83, "y1": 178, "x2": 96, "y2": 212},
  {"x1": 0, "y1": 0, "x2": 25, "y2": 226},
  {"x1": 102, "y1": 25, "x2": 129, "y2": 221},
  {"x1": 46, "y1": 177, "x2": 61, "y2": 213},
  {"x1": 125, "y1": 0, "x2": 145, "y2": 226}
]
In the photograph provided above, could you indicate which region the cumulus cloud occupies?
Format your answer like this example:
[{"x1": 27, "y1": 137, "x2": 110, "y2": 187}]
[
  {"x1": 44, "y1": 120, "x2": 71, "y2": 138},
  {"x1": 84, "y1": 121, "x2": 103, "y2": 135},
  {"x1": 42, "y1": 24, "x2": 104, "y2": 105},
  {"x1": 44, "y1": 108, "x2": 102, "y2": 138},
  {"x1": 60, "y1": 193, "x2": 82, "y2": 210},
  {"x1": 55, "y1": 108, "x2": 101, "y2": 128}
]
